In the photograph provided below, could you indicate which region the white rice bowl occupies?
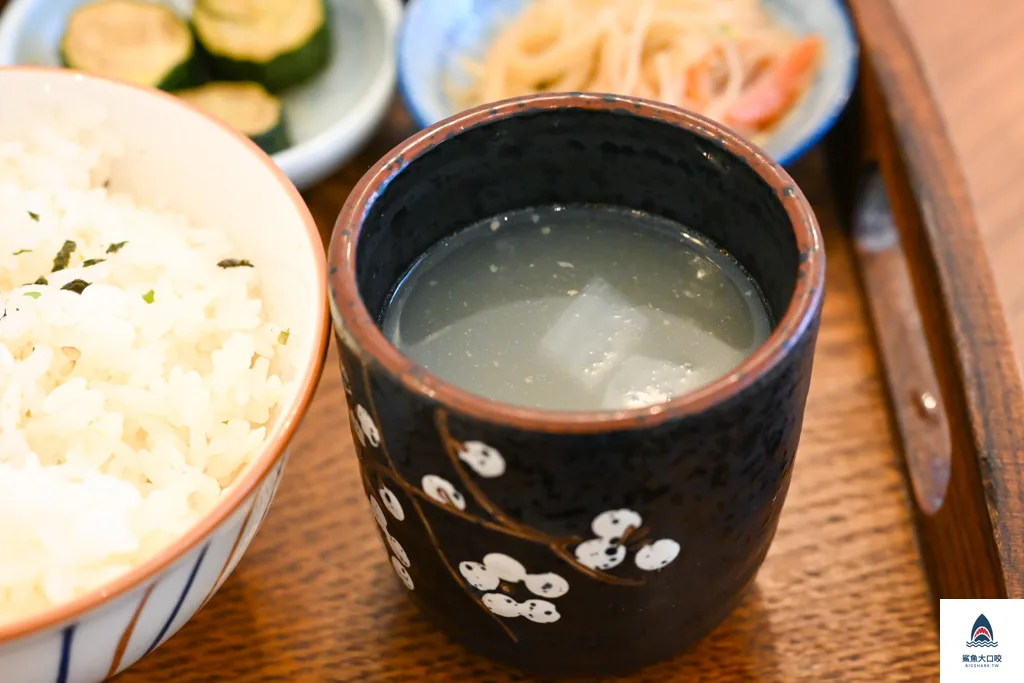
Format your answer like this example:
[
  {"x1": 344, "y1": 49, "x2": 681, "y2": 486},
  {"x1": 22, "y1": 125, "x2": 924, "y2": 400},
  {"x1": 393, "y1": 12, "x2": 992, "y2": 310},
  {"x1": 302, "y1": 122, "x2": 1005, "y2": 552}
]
[{"x1": 0, "y1": 111, "x2": 299, "y2": 622}]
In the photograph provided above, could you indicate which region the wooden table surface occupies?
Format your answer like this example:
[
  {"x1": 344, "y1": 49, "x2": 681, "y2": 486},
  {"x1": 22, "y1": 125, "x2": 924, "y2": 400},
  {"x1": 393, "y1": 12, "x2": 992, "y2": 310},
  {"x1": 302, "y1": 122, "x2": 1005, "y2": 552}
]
[
  {"x1": 892, "y1": 0, "x2": 1024, "y2": 360},
  {"x1": 109, "y1": 2, "x2": 1024, "y2": 681}
]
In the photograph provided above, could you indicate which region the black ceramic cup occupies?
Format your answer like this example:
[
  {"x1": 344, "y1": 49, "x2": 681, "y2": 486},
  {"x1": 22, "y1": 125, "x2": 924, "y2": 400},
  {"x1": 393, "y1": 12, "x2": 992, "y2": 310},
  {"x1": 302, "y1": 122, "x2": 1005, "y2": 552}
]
[{"x1": 328, "y1": 93, "x2": 825, "y2": 677}]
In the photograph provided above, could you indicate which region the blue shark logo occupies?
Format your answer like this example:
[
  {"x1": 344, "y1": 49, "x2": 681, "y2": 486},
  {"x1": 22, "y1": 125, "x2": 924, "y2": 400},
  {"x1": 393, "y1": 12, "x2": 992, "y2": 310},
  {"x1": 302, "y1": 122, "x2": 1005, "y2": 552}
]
[{"x1": 966, "y1": 614, "x2": 998, "y2": 647}]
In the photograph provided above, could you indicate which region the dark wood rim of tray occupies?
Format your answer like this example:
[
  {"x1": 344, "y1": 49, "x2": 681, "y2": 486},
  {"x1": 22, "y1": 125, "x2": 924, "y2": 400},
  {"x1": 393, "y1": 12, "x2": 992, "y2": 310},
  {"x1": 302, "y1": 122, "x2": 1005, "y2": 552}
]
[{"x1": 829, "y1": 0, "x2": 1024, "y2": 603}]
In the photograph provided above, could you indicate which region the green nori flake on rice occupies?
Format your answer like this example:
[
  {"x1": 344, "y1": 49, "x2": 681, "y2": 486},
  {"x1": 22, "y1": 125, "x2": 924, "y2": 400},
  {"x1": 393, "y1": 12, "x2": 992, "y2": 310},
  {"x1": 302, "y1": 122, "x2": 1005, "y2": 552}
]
[
  {"x1": 222, "y1": 420, "x2": 229, "y2": 425},
  {"x1": 23, "y1": 292, "x2": 42, "y2": 299},
  {"x1": 52, "y1": 240, "x2": 77, "y2": 272},
  {"x1": 60, "y1": 279, "x2": 91, "y2": 294},
  {"x1": 277, "y1": 328, "x2": 290, "y2": 345},
  {"x1": 142, "y1": 289, "x2": 155, "y2": 304},
  {"x1": 27, "y1": 211, "x2": 39, "y2": 221},
  {"x1": 217, "y1": 258, "x2": 254, "y2": 269},
  {"x1": 106, "y1": 241, "x2": 128, "y2": 254},
  {"x1": 12, "y1": 249, "x2": 31, "y2": 255},
  {"x1": 33, "y1": 276, "x2": 48, "y2": 286},
  {"x1": 82, "y1": 258, "x2": 106, "y2": 267}
]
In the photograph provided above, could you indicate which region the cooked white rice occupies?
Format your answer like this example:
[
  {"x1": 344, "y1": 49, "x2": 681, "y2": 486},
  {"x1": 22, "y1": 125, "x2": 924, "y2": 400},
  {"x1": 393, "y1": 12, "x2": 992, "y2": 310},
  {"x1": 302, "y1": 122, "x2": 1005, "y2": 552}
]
[{"x1": 0, "y1": 115, "x2": 289, "y2": 621}]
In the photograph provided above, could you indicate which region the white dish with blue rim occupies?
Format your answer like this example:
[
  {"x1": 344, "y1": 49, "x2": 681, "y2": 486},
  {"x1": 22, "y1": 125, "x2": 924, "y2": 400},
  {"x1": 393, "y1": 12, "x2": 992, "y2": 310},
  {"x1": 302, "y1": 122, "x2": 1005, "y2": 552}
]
[
  {"x1": 0, "y1": 0, "x2": 403, "y2": 191},
  {"x1": 397, "y1": 0, "x2": 859, "y2": 167}
]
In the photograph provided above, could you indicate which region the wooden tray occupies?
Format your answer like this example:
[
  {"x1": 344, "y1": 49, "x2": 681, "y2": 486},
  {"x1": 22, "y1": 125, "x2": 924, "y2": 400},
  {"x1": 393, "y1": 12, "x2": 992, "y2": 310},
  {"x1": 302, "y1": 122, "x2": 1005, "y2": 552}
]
[
  {"x1": 4, "y1": 0, "x2": 1014, "y2": 678},
  {"x1": 832, "y1": 0, "x2": 1024, "y2": 604}
]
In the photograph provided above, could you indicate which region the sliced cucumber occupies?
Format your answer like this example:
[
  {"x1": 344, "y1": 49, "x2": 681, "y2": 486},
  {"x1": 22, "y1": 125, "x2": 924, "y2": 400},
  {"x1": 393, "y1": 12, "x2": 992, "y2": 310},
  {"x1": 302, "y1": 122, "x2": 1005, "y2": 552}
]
[
  {"x1": 61, "y1": 0, "x2": 199, "y2": 91},
  {"x1": 177, "y1": 81, "x2": 290, "y2": 154},
  {"x1": 193, "y1": 0, "x2": 331, "y2": 93},
  {"x1": 196, "y1": 0, "x2": 295, "y2": 24}
]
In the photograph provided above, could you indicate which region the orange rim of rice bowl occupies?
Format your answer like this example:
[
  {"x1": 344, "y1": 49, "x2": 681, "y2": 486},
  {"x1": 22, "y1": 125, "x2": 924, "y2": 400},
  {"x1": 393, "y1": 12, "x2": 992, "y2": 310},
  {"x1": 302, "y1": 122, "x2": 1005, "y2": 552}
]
[{"x1": 0, "y1": 66, "x2": 330, "y2": 644}]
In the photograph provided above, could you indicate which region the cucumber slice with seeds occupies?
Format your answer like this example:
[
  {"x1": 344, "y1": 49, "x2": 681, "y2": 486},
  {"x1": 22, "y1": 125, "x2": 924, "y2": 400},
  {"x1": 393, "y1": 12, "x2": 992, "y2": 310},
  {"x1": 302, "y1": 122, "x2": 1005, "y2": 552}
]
[
  {"x1": 61, "y1": 0, "x2": 199, "y2": 91},
  {"x1": 177, "y1": 81, "x2": 290, "y2": 154},
  {"x1": 193, "y1": 0, "x2": 331, "y2": 93}
]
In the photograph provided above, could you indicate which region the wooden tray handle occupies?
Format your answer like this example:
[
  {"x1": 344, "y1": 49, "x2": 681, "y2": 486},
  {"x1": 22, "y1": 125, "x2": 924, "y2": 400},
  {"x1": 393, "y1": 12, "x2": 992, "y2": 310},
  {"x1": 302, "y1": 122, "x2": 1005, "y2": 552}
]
[{"x1": 830, "y1": 0, "x2": 1024, "y2": 603}]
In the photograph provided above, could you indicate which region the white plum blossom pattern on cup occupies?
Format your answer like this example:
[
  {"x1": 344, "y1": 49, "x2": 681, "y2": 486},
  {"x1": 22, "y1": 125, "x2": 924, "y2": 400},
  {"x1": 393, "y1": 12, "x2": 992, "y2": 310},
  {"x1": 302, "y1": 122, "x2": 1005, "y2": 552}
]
[
  {"x1": 341, "y1": 364, "x2": 352, "y2": 396},
  {"x1": 379, "y1": 485, "x2": 405, "y2": 521},
  {"x1": 368, "y1": 490, "x2": 414, "y2": 591},
  {"x1": 353, "y1": 401, "x2": 680, "y2": 638},
  {"x1": 519, "y1": 598, "x2": 561, "y2": 623},
  {"x1": 353, "y1": 404, "x2": 380, "y2": 447},
  {"x1": 574, "y1": 509, "x2": 680, "y2": 573},
  {"x1": 458, "y1": 440, "x2": 506, "y2": 478},
  {"x1": 421, "y1": 474, "x2": 466, "y2": 510},
  {"x1": 387, "y1": 533, "x2": 410, "y2": 567},
  {"x1": 369, "y1": 496, "x2": 387, "y2": 529},
  {"x1": 481, "y1": 592, "x2": 521, "y2": 617},
  {"x1": 459, "y1": 552, "x2": 568, "y2": 624},
  {"x1": 392, "y1": 555, "x2": 414, "y2": 590},
  {"x1": 459, "y1": 552, "x2": 569, "y2": 594},
  {"x1": 634, "y1": 538, "x2": 681, "y2": 571},
  {"x1": 573, "y1": 509, "x2": 641, "y2": 571},
  {"x1": 523, "y1": 572, "x2": 570, "y2": 599},
  {"x1": 350, "y1": 408, "x2": 366, "y2": 447},
  {"x1": 481, "y1": 593, "x2": 561, "y2": 623}
]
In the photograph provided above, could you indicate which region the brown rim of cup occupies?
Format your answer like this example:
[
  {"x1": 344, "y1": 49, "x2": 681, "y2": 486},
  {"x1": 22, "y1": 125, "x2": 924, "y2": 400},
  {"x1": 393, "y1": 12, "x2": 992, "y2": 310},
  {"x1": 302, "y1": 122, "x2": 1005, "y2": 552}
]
[
  {"x1": 330, "y1": 92, "x2": 825, "y2": 434},
  {"x1": 0, "y1": 66, "x2": 330, "y2": 644}
]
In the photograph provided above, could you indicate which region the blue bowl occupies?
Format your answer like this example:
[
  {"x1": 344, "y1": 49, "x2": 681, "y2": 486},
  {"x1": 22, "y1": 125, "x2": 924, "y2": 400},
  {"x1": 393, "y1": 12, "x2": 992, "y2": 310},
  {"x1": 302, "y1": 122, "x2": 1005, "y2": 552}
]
[{"x1": 397, "y1": 0, "x2": 859, "y2": 167}]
